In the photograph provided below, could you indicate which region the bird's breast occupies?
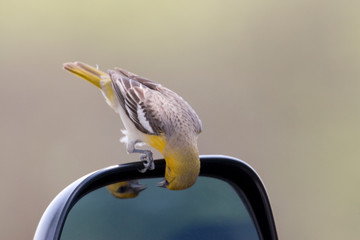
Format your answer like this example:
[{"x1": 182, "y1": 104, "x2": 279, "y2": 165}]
[{"x1": 143, "y1": 134, "x2": 167, "y2": 153}]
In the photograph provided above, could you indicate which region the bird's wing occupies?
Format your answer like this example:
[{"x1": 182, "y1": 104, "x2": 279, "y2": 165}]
[
  {"x1": 114, "y1": 67, "x2": 160, "y2": 90},
  {"x1": 115, "y1": 68, "x2": 202, "y2": 134},
  {"x1": 109, "y1": 70, "x2": 163, "y2": 135}
]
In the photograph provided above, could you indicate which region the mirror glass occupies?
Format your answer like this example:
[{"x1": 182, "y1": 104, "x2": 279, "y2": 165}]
[{"x1": 61, "y1": 177, "x2": 259, "y2": 240}]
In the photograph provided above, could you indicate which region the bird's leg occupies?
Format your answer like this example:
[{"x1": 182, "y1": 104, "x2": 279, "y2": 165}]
[
  {"x1": 127, "y1": 141, "x2": 155, "y2": 173},
  {"x1": 138, "y1": 150, "x2": 155, "y2": 173}
]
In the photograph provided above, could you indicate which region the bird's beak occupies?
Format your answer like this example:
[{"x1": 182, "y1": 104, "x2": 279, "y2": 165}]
[
  {"x1": 129, "y1": 182, "x2": 147, "y2": 193},
  {"x1": 157, "y1": 179, "x2": 169, "y2": 188}
]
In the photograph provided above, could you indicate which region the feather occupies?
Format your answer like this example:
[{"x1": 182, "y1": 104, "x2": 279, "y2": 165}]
[
  {"x1": 108, "y1": 68, "x2": 202, "y2": 137},
  {"x1": 109, "y1": 70, "x2": 162, "y2": 135}
]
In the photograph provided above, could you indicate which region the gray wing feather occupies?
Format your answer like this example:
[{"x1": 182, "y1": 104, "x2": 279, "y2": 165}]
[
  {"x1": 109, "y1": 70, "x2": 162, "y2": 135},
  {"x1": 114, "y1": 67, "x2": 159, "y2": 90},
  {"x1": 109, "y1": 68, "x2": 202, "y2": 137}
]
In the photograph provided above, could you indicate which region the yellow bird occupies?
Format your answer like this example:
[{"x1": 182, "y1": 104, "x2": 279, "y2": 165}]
[{"x1": 64, "y1": 62, "x2": 202, "y2": 190}]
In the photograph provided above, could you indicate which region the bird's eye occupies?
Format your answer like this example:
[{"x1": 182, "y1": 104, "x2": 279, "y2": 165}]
[{"x1": 117, "y1": 186, "x2": 128, "y2": 193}]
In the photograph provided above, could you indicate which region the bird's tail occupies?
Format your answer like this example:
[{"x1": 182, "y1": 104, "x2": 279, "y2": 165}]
[
  {"x1": 63, "y1": 61, "x2": 107, "y2": 89},
  {"x1": 64, "y1": 61, "x2": 119, "y2": 110}
]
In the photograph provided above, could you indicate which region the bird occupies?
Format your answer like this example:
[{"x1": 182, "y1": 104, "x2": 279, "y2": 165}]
[
  {"x1": 63, "y1": 62, "x2": 202, "y2": 190},
  {"x1": 106, "y1": 181, "x2": 146, "y2": 199}
]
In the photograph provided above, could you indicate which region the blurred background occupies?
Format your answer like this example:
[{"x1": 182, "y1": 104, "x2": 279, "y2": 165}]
[{"x1": 1, "y1": 0, "x2": 359, "y2": 239}]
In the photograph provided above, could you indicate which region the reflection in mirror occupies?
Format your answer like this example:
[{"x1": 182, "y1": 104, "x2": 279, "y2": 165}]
[{"x1": 61, "y1": 177, "x2": 259, "y2": 240}]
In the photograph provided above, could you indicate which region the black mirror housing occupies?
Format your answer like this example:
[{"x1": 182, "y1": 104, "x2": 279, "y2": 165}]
[{"x1": 34, "y1": 155, "x2": 278, "y2": 240}]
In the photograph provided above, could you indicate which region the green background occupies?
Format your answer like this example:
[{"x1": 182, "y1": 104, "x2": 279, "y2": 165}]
[{"x1": 1, "y1": 1, "x2": 359, "y2": 239}]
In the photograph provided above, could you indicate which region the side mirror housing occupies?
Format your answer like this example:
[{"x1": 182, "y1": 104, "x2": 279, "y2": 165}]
[{"x1": 34, "y1": 155, "x2": 278, "y2": 240}]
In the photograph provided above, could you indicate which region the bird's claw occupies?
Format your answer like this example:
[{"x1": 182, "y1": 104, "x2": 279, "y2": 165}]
[{"x1": 138, "y1": 150, "x2": 154, "y2": 173}]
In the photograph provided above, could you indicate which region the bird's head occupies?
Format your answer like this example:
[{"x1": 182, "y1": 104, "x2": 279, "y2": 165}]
[
  {"x1": 106, "y1": 181, "x2": 146, "y2": 199},
  {"x1": 160, "y1": 137, "x2": 200, "y2": 190}
]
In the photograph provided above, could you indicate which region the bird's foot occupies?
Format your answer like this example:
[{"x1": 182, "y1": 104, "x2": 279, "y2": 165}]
[{"x1": 138, "y1": 150, "x2": 154, "y2": 173}]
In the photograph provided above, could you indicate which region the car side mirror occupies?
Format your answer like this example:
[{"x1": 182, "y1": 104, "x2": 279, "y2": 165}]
[{"x1": 34, "y1": 155, "x2": 278, "y2": 240}]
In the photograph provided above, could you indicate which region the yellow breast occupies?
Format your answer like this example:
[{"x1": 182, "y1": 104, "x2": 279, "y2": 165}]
[{"x1": 144, "y1": 134, "x2": 167, "y2": 154}]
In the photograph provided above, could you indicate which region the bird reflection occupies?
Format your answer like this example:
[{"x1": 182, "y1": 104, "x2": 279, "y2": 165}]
[{"x1": 106, "y1": 181, "x2": 146, "y2": 199}]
